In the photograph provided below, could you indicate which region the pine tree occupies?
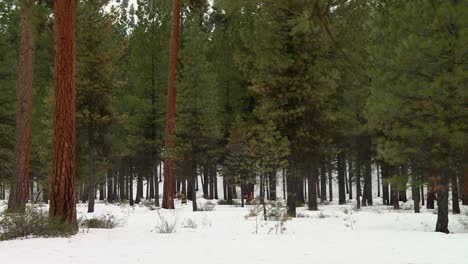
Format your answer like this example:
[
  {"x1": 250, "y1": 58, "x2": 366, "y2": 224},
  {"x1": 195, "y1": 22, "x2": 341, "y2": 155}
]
[
  {"x1": 367, "y1": 0, "x2": 468, "y2": 233},
  {"x1": 49, "y1": 0, "x2": 77, "y2": 229}
]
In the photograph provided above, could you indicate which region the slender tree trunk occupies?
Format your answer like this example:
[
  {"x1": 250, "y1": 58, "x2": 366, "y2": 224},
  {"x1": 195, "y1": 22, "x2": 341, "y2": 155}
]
[
  {"x1": 107, "y1": 169, "x2": 113, "y2": 203},
  {"x1": 191, "y1": 161, "x2": 197, "y2": 211},
  {"x1": 451, "y1": 170, "x2": 460, "y2": 214},
  {"x1": 382, "y1": 164, "x2": 389, "y2": 205},
  {"x1": 356, "y1": 157, "x2": 361, "y2": 210},
  {"x1": 328, "y1": 158, "x2": 333, "y2": 202},
  {"x1": 410, "y1": 160, "x2": 420, "y2": 213},
  {"x1": 87, "y1": 125, "x2": 95, "y2": 213},
  {"x1": 162, "y1": 0, "x2": 181, "y2": 210},
  {"x1": 377, "y1": 163, "x2": 381, "y2": 197},
  {"x1": 129, "y1": 165, "x2": 134, "y2": 206},
  {"x1": 348, "y1": 161, "x2": 353, "y2": 200},
  {"x1": 337, "y1": 152, "x2": 346, "y2": 205},
  {"x1": 49, "y1": 0, "x2": 76, "y2": 229},
  {"x1": 462, "y1": 166, "x2": 468, "y2": 205},
  {"x1": 155, "y1": 164, "x2": 160, "y2": 206},
  {"x1": 8, "y1": 4, "x2": 35, "y2": 213}
]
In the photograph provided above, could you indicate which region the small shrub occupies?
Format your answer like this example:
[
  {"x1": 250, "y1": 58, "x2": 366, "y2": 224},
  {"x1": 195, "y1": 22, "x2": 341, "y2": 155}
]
[
  {"x1": 142, "y1": 199, "x2": 157, "y2": 211},
  {"x1": 197, "y1": 201, "x2": 216, "y2": 211},
  {"x1": 0, "y1": 207, "x2": 75, "y2": 241},
  {"x1": 266, "y1": 200, "x2": 290, "y2": 234},
  {"x1": 154, "y1": 211, "x2": 178, "y2": 233},
  {"x1": 296, "y1": 212, "x2": 311, "y2": 218},
  {"x1": 217, "y1": 199, "x2": 240, "y2": 206},
  {"x1": 79, "y1": 214, "x2": 122, "y2": 230}
]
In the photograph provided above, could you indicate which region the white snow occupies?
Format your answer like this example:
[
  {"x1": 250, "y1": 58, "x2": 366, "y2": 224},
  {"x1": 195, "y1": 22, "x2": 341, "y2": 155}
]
[{"x1": 1, "y1": 198, "x2": 467, "y2": 264}]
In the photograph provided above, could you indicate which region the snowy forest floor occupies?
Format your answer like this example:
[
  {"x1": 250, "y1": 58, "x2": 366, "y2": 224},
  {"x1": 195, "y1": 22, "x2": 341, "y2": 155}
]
[{"x1": 1, "y1": 199, "x2": 468, "y2": 264}]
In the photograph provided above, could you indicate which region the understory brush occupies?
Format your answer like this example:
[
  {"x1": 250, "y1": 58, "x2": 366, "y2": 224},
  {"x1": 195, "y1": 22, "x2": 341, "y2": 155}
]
[{"x1": 0, "y1": 206, "x2": 75, "y2": 241}]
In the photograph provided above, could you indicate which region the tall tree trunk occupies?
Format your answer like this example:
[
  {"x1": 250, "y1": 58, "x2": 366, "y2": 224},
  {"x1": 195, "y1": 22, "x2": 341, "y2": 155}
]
[
  {"x1": 191, "y1": 161, "x2": 197, "y2": 211},
  {"x1": 268, "y1": 171, "x2": 276, "y2": 201},
  {"x1": 410, "y1": 160, "x2": 420, "y2": 213},
  {"x1": 382, "y1": 164, "x2": 389, "y2": 205},
  {"x1": 348, "y1": 161, "x2": 353, "y2": 200},
  {"x1": 49, "y1": 0, "x2": 76, "y2": 229},
  {"x1": 87, "y1": 125, "x2": 95, "y2": 213},
  {"x1": 162, "y1": 0, "x2": 181, "y2": 210},
  {"x1": 8, "y1": 4, "x2": 35, "y2": 213},
  {"x1": 107, "y1": 169, "x2": 113, "y2": 203},
  {"x1": 435, "y1": 172, "x2": 449, "y2": 234},
  {"x1": 376, "y1": 163, "x2": 381, "y2": 197},
  {"x1": 337, "y1": 152, "x2": 346, "y2": 205},
  {"x1": 129, "y1": 163, "x2": 134, "y2": 206},
  {"x1": 462, "y1": 166, "x2": 468, "y2": 205},
  {"x1": 287, "y1": 166, "x2": 297, "y2": 217},
  {"x1": 427, "y1": 177, "x2": 436, "y2": 209},
  {"x1": 328, "y1": 157, "x2": 333, "y2": 202},
  {"x1": 307, "y1": 166, "x2": 318, "y2": 211},
  {"x1": 320, "y1": 164, "x2": 327, "y2": 203},
  {"x1": 356, "y1": 157, "x2": 361, "y2": 210},
  {"x1": 135, "y1": 171, "x2": 143, "y2": 204},
  {"x1": 451, "y1": 169, "x2": 460, "y2": 214},
  {"x1": 154, "y1": 164, "x2": 160, "y2": 207}
]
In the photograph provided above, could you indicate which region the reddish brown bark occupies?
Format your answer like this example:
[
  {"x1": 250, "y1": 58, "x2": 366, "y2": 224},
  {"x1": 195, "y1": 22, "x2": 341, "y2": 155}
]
[
  {"x1": 162, "y1": 0, "x2": 181, "y2": 209},
  {"x1": 49, "y1": 0, "x2": 77, "y2": 229},
  {"x1": 7, "y1": 5, "x2": 35, "y2": 213}
]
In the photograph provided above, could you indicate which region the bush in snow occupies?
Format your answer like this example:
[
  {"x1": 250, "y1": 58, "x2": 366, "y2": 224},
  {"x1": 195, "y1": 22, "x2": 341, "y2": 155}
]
[
  {"x1": 0, "y1": 207, "x2": 75, "y2": 241},
  {"x1": 142, "y1": 199, "x2": 157, "y2": 211},
  {"x1": 79, "y1": 213, "x2": 122, "y2": 231},
  {"x1": 266, "y1": 200, "x2": 290, "y2": 235},
  {"x1": 154, "y1": 210, "x2": 178, "y2": 233}
]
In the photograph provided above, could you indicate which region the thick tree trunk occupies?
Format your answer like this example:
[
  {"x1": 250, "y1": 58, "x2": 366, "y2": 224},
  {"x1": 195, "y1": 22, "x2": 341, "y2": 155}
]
[
  {"x1": 427, "y1": 179, "x2": 436, "y2": 209},
  {"x1": 8, "y1": 4, "x2": 35, "y2": 213},
  {"x1": 337, "y1": 152, "x2": 346, "y2": 205},
  {"x1": 411, "y1": 160, "x2": 420, "y2": 213},
  {"x1": 87, "y1": 125, "x2": 95, "y2": 213},
  {"x1": 49, "y1": 0, "x2": 77, "y2": 229},
  {"x1": 268, "y1": 172, "x2": 276, "y2": 200},
  {"x1": 162, "y1": 0, "x2": 181, "y2": 210},
  {"x1": 135, "y1": 171, "x2": 143, "y2": 204},
  {"x1": 287, "y1": 167, "x2": 297, "y2": 217},
  {"x1": 435, "y1": 173, "x2": 449, "y2": 233},
  {"x1": 307, "y1": 167, "x2": 318, "y2": 211}
]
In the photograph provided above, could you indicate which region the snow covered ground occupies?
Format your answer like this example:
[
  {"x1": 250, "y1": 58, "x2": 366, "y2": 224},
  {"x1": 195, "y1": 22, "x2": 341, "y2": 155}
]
[{"x1": 1, "y1": 198, "x2": 467, "y2": 264}]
